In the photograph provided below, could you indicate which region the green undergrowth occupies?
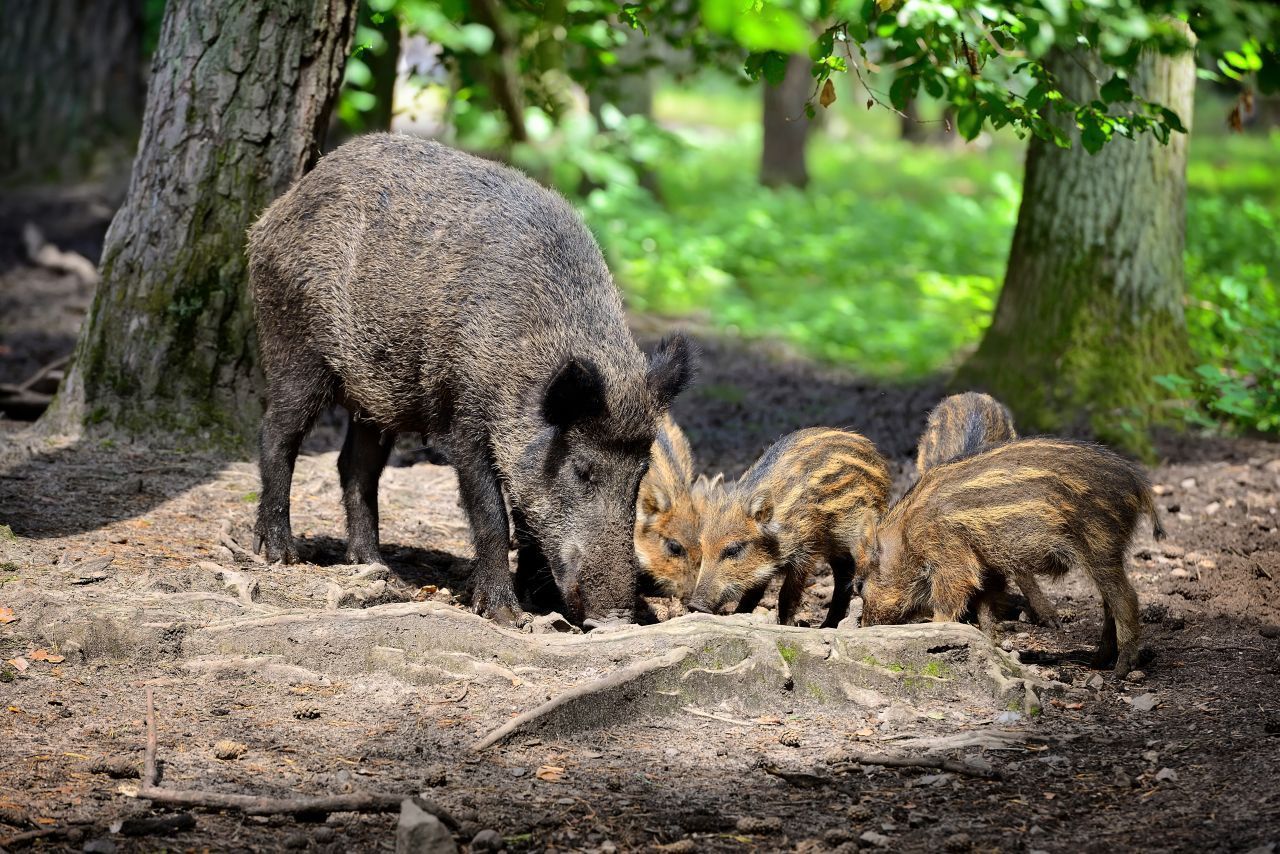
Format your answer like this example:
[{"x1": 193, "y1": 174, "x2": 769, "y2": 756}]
[{"x1": 578, "y1": 82, "x2": 1280, "y2": 434}]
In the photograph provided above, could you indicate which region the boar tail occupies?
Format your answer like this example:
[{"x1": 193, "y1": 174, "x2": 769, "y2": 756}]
[{"x1": 1143, "y1": 489, "x2": 1167, "y2": 541}]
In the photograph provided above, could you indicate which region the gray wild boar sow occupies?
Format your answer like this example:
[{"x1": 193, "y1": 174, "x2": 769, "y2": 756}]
[
  {"x1": 915, "y1": 392, "x2": 1017, "y2": 474},
  {"x1": 857, "y1": 438, "x2": 1165, "y2": 677},
  {"x1": 690, "y1": 427, "x2": 890, "y2": 627},
  {"x1": 634, "y1": 414, "x2": 721, "y2": 601},
  {"x1": 248, "y1": 134, "x2": 693, "y2": 627}
]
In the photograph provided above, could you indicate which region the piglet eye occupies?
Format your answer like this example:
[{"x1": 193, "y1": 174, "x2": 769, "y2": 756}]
[
  {"x1": 573, "y1": 460, "x2": 595, "y2": 484},
  {"x1": 663, "y1": 538, "x2": 686, "y2": 558},
  {"x1": 720, "y1": 541, "x2": 745, "y2": 561}
]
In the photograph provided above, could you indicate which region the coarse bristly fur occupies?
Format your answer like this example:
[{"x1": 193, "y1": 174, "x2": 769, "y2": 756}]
[
  {"x1": 248, "y1": 134, "x2": 694, "y2": 627},
  {"x1": 690, "y1": 427, "x2": 891, "y2": 627},
  {"x1": 634, "y1": 415, "x2": 721, "y2": 600},
  {"x1": 915, "y1": 392, "x2": 1017, "y2": 474},
  {"x1": 858, "y1": 437, "x2": 1166, "y2": 677}
]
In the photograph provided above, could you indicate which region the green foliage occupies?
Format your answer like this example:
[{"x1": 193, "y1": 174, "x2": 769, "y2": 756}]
[{"x1": 698, "y1": 0, "x2": 1280, "y2": 152}]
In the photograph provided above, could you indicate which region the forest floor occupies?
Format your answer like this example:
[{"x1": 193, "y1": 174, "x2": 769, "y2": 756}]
[{"x1": 1, "y1": 190, "x2": 1279, "y2": 853}]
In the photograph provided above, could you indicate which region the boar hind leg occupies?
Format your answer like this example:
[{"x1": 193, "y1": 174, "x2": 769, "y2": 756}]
[
  {"x1": 512, "y1": 507, "x2": 560, "y2": 613},
  {"x1": 452, "y1": 435, "x2": 521, "y2": 624},
  {"x1": 255, "y1": 372, "x2": 332, "y2": 564},
  {"x1": 1088, "y1": 563, "x2": 1141, "y2": 677},
  {"x1": 1015, "y1": 572, "x2": 1062, "y2": 629},
  {"x1": 338, "y1": 417, "x2": 394, "y2": 565},
  {"x1": 821, "y1": 554, "x2": 857, "y2": 629}
]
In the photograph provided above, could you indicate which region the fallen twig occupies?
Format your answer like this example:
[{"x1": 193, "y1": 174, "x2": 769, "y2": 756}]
[
  {"x1": 425, "y1": 682, "x2": 470, "y2": 704},
  {"x1": 684, "y1": 706, "x2": 755, "y2": 727},
  {"x1": 0, "y1": 827, "x2": 68, "y2": 848},
  {"x1": 139, "y1": 688, "x2": 456, "y2": 826},
  {"x1": 832, "y1": 751, "x2": 1001, "y2": 781},
  {"x1": 218, "y1": 532, "x2": 266, "y2": 566}
]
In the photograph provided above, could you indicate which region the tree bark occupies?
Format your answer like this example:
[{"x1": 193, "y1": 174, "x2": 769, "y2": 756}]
[
  {"x1": 953, "y1": 25, "x2": 1196, "y2": 455},
  {"x1": 43, "y1": 0, "x2": 357, "y2": 444},
  {"x1": 0, "y1": 0, "x2": 143, "y2": 184},
  {"x1": 760, "y1": 53, "x2": 812, "y2": 189}
]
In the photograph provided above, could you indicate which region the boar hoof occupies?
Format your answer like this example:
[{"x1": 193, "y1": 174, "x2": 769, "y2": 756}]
[{"x1": 471, "y1": 590, "x2": 529, "y2": 627}]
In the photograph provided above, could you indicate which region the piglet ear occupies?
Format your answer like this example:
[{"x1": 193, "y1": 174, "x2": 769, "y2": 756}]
[
  {"x1": 647, "y1": 334, "x2": 696, "y2": 409},
  {"x1": 748, "y1": 490, "x2": 774, "y2": 526},
  {"x1": 639, "y1": 481, "x2": 670, "y2": 517},
  {"x1": 543, "y1": 357, "x2": 606, "y2": 428}
]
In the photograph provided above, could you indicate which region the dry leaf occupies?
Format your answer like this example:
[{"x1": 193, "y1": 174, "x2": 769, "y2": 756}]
[
  {"x1": 0, "y1": 607, "x2": 17, "y2": 624},
  {"x1": 536, "y1": 764, "x2": 566, "y2": 782},
  {"x1": 754, "y1": 715, "x2": 783, "y2": 726},
  {"x1": 819, "y1": 79, "x2": 837, "y2": 109},
  {"x1": 7, "y1": 657, "x2": 28, "y2": 673},
  {"x1": 29, "y1": 649, "x2": 62, "y2": 663},
  {"x1": 1044, "y1": 792, "x2": 1057, "y2": 800},
  {"x1": 412, "y1": 584, "x2": 439, "y2": 602},
  {"x1": 854, "y1": 727, "x2": 875, "y2": 737}
]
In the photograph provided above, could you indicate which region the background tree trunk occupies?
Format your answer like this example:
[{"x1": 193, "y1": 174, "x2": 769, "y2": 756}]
[
  {"x1": 361, "y1": 4, "x2": 401, "y2": 132},
  {"x1": 44, "y1": 0, "x2": 357, "y2": 444},
  {"x1": 0, "y1": 0, "x2": 143, "y2": 184},
  {"x1": 953, "y1": 25, "x2": 1196, "y2": 455},
  {"x1": 760, "y1": 54, "x2": 812, "y2": 189}
]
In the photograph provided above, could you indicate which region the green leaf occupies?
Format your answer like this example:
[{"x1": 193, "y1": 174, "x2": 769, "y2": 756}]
[
  {"x1": 1099, "y1": 74, "x2": 1132, "y2": 104},
  {"x1": 956, "y1": 105, "x2": 982, "y2": 141},
  {"x1": 889, "y1": 73, "x2": 919, "y2": 110},
  {"x1": 762, "y1": 51, "x2": 791, "y2": 85},
  {"x1": 1159, "y1": 107, "x2": 1187, "y2": 134}
]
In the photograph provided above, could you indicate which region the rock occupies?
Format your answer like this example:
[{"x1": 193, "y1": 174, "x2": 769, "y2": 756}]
[
  {"x1": 995, "y1": 711, "x2": 1023, "y2": 724},
  {"x1": 1001, "y1": 639, "x2": 1014, "y2": 652},
  {"x1": 1204, "y1": 501, "x2": 1221, "y2": 516},
  {"x1": 1125, "y1": 670, "x2": 1146, "y2": 684},
  {"x1": 735, "y1": 816, "x2": 783, "y2": 835},
  {"x1": 859, "y1": 830, "x2": 891, "y2": 848},
  {"x1": 431, "y1": 588, "x2": 453, "y2": 603},
  {"x1": 779, "y1": 729, "x2": 802, "y2": 747},
  {"x1": 1130, "y1": 694, "x2": 1159, "y2": 713},
  {"x1": 1197, "y1": 559, "x2": 1217, "y2": 571},
  {"x1": 531, "y1": 612, "x2": 573, "y2": 634},
  {"x1": 470, "y1": 829, "x2": 503, "y2": 851},
  {"x1": 824, "y1": 827, "x2": 855, "y2": 845},
  {"x1": 1142, "y1": 750, "x2": 1160, "y2": 764},
  {"x1": 1087, "y1": 674, "x2": 1106, "y2": 690},
  {"x1": 1169, "y1": 569, "x2": 1190, "y2": 580},
  {"x1": 83, "y1": 840, "x2": 117, "y2": 854},
  {"x1": 314, "y1": 827, "x2": 336, "y2": 843},
  {"x1": 1259, "y1": 625, "x2": 1280, "y2": 640},
  {"x1": 213, "y1": 740, "x2": 247, "y2": 760},
  {"x1": 1155, "y1": 767, "x2": 1178, "y2": 782},
  {"x1": 1111, "y1": 766, "x2": 1133, "y2": 788},
  {"x1": 943, "y1": 832, "x2": 972, "y2": 852},
  {"x1": 351, "y1": 563, "x2": 389, "y2": 582},
  {"x1": 396, "y1": 798, "x2": 458, "y2": 854},
  {"x1": 1180, "y1": 477, "x2": 1197, "y2": 490},
  {"x1": 422, "y1": 764, "x2": 448, "y2": 788},
  {"x1": 508, "y1": 767, "x2": 527, "y2": 778},
  {"x1": 284, "y1": 832, "x2": 309, "y2": 849}
]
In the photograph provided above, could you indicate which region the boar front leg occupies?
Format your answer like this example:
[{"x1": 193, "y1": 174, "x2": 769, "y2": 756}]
[
  {"x1": 255, "y1": 371, "x2": 332, "y2": 565},
  {"x1": 338, "y1": 417, "x2": 394, "y2": 565},
  {"x1": 452, "y1": 434, "x2": 522, "y2": 624},
  {"x1": 776, "y1": 557, "x2": 815, "y2": 626},
  {"x1": 821, "y1": 553, "x2": 858, "y2": 629},
  {"x1": 1013, "y1": 571, "x2": 1061, "y2": 629}
]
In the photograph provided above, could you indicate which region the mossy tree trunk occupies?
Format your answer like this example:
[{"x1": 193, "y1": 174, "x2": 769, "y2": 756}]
[
  {"x1": 0, "y1": 0, "x2": 143, "y2": 184},
  {"x1": 760, "y1": 53, "x2": 812, "y2": 189},
  {"x1": 44, "y1": 0, "x2": 357, "y2": 445},
  {"x1": 953, "y1": 27, "x2": 1196, "y2": 456}
]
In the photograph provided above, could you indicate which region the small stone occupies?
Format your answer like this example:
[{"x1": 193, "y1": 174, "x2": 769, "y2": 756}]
[
  {"x1": 859, "y1": 830, "x2": 891, "y2": 848},
  {"x1": 1169, "y1": 568, "x2": 1191, "y2": 580},
  {"x1": 779, "y1": 728, "x2": 802, "y2": 747},
  {"x1": 1087, "y1": 674, "x2": 1106, "y2": 690},
  {"x1": 470, "y1": 829, "x2": 503, "y2": 851},
  {"x1": 1142, "y1": 750, "x2": 1160, "y2": 764},
  {"x1": 1161, "y1": 544, "x2": 1185, "y2": 558},
  {"x1": 531, "y1": 612, "x2": 573, "y2": 634},
  {"x1": 1180, "y1": 477, "x2": 1197, "y2": 490},
  {"x1": 431, "y1": 588, "x2": 453, "y2": 603},
  {"x1": 336, "y1": 769, "x2": 352, "y2": 786},
  {"x1": 1111, "y1": 766, "x2": 1133, "y2": 788},
  {"x1": 1154, "y1": 767, "x2": 1178, "y2": 782},
  {"x1": 284, "y1": 832, "x2": 308, "y2": 849},
  {"x1": 824, "y1": 827, "x2": 855, "y2": 845},
  {"x1": 213, "y1": 740, "x2": 247, "y2": 760},
  {"x1": 1203, "y1": 502, "x2": 1221, "y2": 516},
  {"x1": 314, "y1": 827, "x2": 336, "y2": 843},
  {"x1": 1152, "y1": 484, "x2": 1172, "y2": 496},
  {"x1": 1001, "y1": 639, "x2": 1014, "y2": 652},
  {"x1": 1125, "y1": 670, "x2": 1146, "y2": 683},
  {"x1": 943, "y1": 832, "x2": 972, "y2": 852},
  {"x1": 1197, "y1": 559, "x2": 1217, "y2": 571},
  {"x1": 1130, "y1": 693, "x2": 1159, "y2": 712},
  {"x1": 735, "y1": 816, "x2": 783, "y2": 835},
  {"x1": 422, "y1": 764, "x2": 448, "y2": 788},
  {"x1": 396, "y1": 798, "x2": 458, "y2": 854},
  {"x1": 995, "y1": 711, "x2": 1023, "y2": 724},
  {"x1": 508, "y1": 766, "x2": 527, "y2": 778},
  {"x1": 600, "y1": 841, "x2": 618, "y2": 854},
  {"x1": 83, "y1": 840, "x2": 117, "y2": 854}
]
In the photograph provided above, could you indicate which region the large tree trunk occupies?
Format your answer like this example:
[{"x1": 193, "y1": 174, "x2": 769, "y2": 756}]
[
  {"x1": 0, "y1": 0, "x2": 143, "y2": 184},
  {"x1": 953, "y1": 26, "x2": 1196, "y2": 455},
  {"x1": 760, "y1": 54, "x2": 812, "y2": 189},
  {"x1": 43, "y1": 0, "x2": 357, "y2": 444}
]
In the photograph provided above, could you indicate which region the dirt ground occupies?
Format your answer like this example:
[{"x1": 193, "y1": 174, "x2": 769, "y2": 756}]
[{"x1": 1, "y1": 190, "x2": 1279, "y2": 853}]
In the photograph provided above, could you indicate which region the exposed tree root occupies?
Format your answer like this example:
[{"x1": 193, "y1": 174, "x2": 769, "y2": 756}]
[
  {"x1": 473, "y1": 647, "x2": 692, "y2": 750},
  {"x1": 829, "y1": 751, "x2": 1002, "y2": 780},
  {"x1": 139, "y1": 689, "x2": 457, "y2": 826}
]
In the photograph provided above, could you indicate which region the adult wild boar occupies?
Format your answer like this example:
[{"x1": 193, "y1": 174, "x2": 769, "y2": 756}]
[{"x1": 248, "y1": 134, "x2": 693, "y2": 627}]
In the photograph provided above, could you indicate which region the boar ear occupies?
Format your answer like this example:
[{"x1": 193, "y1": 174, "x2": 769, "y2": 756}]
[
  {"x1": 748, "y1": 490, "x2": 774, "y2": 525},
  {"x1": 639, "y1": 481, "x2": 670, "y2": 516},
  {"x1": 543, "y1": 357, "x2": 607, "y2": 428},
  {"x1": 647, "y1": 334, "x2": 696, "y2": 409}
]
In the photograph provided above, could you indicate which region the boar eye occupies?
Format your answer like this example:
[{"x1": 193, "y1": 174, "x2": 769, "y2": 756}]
[
  {"x1": 572, "y1": 460, "x2": 596, "y2": 485},
  {"x1": 720, "y1": 541, "x2": 746, "y2": 561},
  {"x1": 663, "y1": 538, "x2": 686, "y2": 558}
]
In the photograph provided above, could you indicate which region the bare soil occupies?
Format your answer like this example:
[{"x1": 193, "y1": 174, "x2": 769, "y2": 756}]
[{"x1": 0, "y1": 190, "x2": 1278, "y2": 854}]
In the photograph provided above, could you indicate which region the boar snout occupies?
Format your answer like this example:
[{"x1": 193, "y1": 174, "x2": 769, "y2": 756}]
[{"x1": 583, "y1": 608, "x2": 634, "y2": 631}]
